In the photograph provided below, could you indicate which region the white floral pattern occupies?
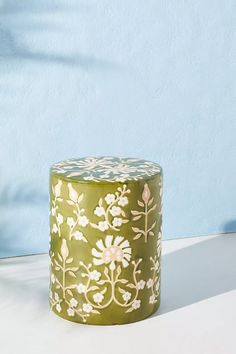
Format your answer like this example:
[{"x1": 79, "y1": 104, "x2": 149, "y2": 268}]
[
  {"x1": 90, "y1": 185, "x2": 130, "y2": 232},
  {"x1": 50, "y1": 159, "x2": 162, "y2": 323},
  {"x1": 131, "y1": 183, "x2": 160, "y2": 243},
  {"x1": 51, "y1": 157, "x2": 161, "y2": 182}
]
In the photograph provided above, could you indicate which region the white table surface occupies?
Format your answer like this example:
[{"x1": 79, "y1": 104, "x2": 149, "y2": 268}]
[{"x1": 0, "y1": 233, "x2": 235, "y2": 354}]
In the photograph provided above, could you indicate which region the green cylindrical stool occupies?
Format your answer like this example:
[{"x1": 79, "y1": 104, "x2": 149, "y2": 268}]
[{"x1": 49, "y1": 157, "x2": 162, "y2": 325}]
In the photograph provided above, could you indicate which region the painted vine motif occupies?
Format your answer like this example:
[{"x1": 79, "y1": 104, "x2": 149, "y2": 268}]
[
  {"x1": 131, "y1": 183, "x2": 158, "y2": 243},
  {"x1": 90, "y1": 185, "x2": 130, "y2": 232},
  {"x1": 50, "y1": 173, "x2": 162, "y2": 322},
  {"x1": 50, "y1": 236, "x2": 146, "y2": 322}
]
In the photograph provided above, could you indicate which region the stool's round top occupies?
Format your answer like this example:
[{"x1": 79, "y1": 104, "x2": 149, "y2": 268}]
[{"x1": 51, "y1": 156, "x2": 161, "y2": 183}]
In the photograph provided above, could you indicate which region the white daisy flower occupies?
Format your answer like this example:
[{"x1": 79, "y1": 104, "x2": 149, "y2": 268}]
[
  {"x1": 92, "y1": 235, "x2": 132, "y2": 270},
  {"x1": 112, "y1": 217, "x2": 123, "y2": 227},
  {"x1": 67, "y1": 308, "x2": 75, "y2": 316},
  {"x1": 122, "y1": 291, "x2": 131, "y2": 302},
  {"x1": 132, "y1": 299, "x2": 141, "y2": 309},
  {"x1": 69, "y1": 298, "x2": 78, "y2": 308},
  {"x1": 146, "y1": 279, "x2": 154, "y2": 289},
  {"x1": 89, "y1": 270, "x2": 101, "y2": 281},
  {"x1": 105, "y1": 193, "x2": 116, "y2": 205},
  {"x1": 94, "y1": 206, "x2": 105, "y2": 217},
  {"x1": 137, "y1": 280, "x2": 145, "y2": 290},
  {"x1": 109, "y1": 206, "x2": 122, "y2": 216},
  {"x1": 82, "y1": 303, "x2": 93, "y2": 313},
  {"x1": 78, "y1": 215, "x2": 89, "y2": 227},
  {"x1": 118, "y1": 196, "x2": 128, "y2": 207},
  {"x1": 77, "y1": 283, "x2": 86, "y2": 294},
  {"x1": 93, "y1": 292, "x2": 104, "y2": 304},
  {"x1": 98, "y1": 221, "x2": 109, "y2": 231}
]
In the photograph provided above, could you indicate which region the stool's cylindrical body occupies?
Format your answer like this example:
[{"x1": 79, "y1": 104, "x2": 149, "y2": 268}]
[{"x1": 49, "y1": 157, "x2": 162, "y2": 325}]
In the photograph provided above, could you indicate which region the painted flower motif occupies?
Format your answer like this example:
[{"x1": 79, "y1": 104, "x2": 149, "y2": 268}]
[
  {"x1": 146, "y1": 278, "x2": 154, "y2": 289},
  {"x1": 78, "y1": 215, "x2": 89, "y2": 227},
  {"x1": 132, "y1": 299, "x2": 141, "y2": 310},
  {"x1": 61, "y1": 239, "x2": 69, "y2": 260},
  {"x1": 98, "y1": 221, "x2": 109, "y2": 231},
  {"x1": 56, "y1": 303, "x2": 61, "y2": 312},
  {"x1": 115, "y1": 174, "x2": 129, "y2": 182},
  {"x1": 74, "y1": 231, "x2": 86, "y2": 241},
  {"x1": 109, "y1": 206, "x2": 121, "y2": 216},
  {"x1": 122, "y1": 292, "x2": 131, "y2": 302},
  {"x1": 137, "y1": 280, "x2": 145, "y2": 290},
  {"x1": 112, "y1": 217, "x2": 123, "y2": 227},
  {"x1": 93, "y1": 292, "x2": 104, "y2": 304},
  {"x1": 142, "y1": 183, "x2": 151, "y2": 203},
  {"x1": 52, "y1": 224, "x2": 58, "y2": 233},
  {"x1": 118, "y1": 196, "x2": 128, "y2": 207},
  {"x1": 69, "y1": 298, "x2": 78, "y2": 307},
  {"x1": 67, "y1": 308, "x2": 75, "y2": 316},
  {"x1": 94, "y1": 206, "x2": 105, "y2": 217},
  {"x1": 67, "y1": 217, "x2": 75, "y2": 228},
  {"x1": 54, "y1": 293, "x2": 59, "y2": 301},
  {"x1": 105, "y1": 193, "x2": 116, "y2": 205},
  {"x1": 54, "y1": 180, "x2": 62, "y2": 197},
  {"x1": 82, "y1": 303, "x2": 93, "y2": 313},
  {"x1": 149, "y1": 295, "x2": 156, "y2": 304},
  {"x1": 68, "y1": 183, "x2": 78, "y2": 203},
  {"x1": 92, "y1": 235, "x2": 131, "y2": 270},
  {"x1": 51, "y1": 207, "x2": 56, "y2": 216},
  {"x1": 51, "y1": 273, "x2": 55, "y2": 284},
  {"x1": 89, "y1": 270, "x2": 101, "y2": 281},
  {"x1": 57, "y1": 213, "x2": 63, "y2": 225},
  {"x1": 77, "y1": 283, "x2": 86, "y2": 294}
]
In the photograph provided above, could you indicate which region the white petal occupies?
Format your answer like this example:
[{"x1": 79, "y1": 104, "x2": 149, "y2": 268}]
[
  {"x1": 114, "y1": 236, "x2": 124, "y2": 246},
  {"x1": 96, "y1": 239, "x2": 105, "y2": 251},
  {"x1": 105, "y1": 235, "x2": 113, "y2": 247},
  {"x1": 92, "y1": 248, "x2": 102, "y2": 258},
  {"x1": 93, "y1": 258, "x2": 104, "y2": 265},
  {"x1": 124, "y1": 254, "x2": 131, "y2": 261},
  {"x1": 120, "y1": 240, "x2": 129, "y2": 249},
  {"x1": 122, "y1": 259, "x2": 129, "y2": 268},
  {"x1": 109, "y1": 261, "x2": 115, "y2": 270},
  {"x1": 124, "y1": 247, "x2": 131, "y2": 254}
]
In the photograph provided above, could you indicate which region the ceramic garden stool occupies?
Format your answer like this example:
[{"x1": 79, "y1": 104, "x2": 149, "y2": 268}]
[{"x1": 49, "y1": 157, "x2": 163, "y2": 325}]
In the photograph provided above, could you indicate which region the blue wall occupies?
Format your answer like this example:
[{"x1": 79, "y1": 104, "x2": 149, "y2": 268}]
[{"x1": 0, "y1": 0, "x2": 236, "y2": 257}]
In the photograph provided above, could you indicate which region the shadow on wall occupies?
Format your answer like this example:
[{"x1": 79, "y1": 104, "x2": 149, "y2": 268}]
[
  {"x1": 153, "y1": 233, "x2": 236, "y2": 317},
  {"x1": 222, "y1": 220, "x2": 236, "y2": 233},
  {"x1": 0, "y1": 0, "x2": 118, "y2": 70}
]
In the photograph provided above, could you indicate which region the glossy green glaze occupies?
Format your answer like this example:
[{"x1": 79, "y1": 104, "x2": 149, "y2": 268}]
[{"x1": 49, "y1": 157, "x2": 162, "y2": 325}]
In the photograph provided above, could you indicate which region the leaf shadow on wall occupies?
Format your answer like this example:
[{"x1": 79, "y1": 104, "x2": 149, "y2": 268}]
[
  {"x1": 0, "y1": 0, "x2": 119, "y2": 71},
  {"x1": 153, "y1": 233, "x2": 236, "y2": 317}
]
